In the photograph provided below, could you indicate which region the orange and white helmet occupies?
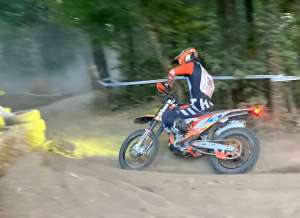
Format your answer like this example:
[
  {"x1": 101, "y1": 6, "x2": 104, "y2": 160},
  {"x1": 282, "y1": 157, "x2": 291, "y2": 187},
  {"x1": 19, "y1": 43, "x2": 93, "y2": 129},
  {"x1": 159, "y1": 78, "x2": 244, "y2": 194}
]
[{"x1": 172, "y1": 48, "x2": 198, "y2": 65}]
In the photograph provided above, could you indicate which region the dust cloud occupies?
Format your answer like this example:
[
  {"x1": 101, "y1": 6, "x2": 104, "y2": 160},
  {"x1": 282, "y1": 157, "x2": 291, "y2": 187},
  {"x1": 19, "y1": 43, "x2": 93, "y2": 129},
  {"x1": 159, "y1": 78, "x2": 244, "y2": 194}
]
[{"x1": 0, "y1": 23, "x2": 93, "y2": 95}]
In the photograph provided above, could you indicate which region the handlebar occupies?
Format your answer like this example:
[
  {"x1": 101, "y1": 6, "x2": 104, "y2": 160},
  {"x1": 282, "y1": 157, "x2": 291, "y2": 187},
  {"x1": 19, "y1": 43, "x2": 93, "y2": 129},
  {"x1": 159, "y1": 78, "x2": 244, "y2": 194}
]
[{"x1": 156, "y1": 82, "x2": 181, "y2": 105}]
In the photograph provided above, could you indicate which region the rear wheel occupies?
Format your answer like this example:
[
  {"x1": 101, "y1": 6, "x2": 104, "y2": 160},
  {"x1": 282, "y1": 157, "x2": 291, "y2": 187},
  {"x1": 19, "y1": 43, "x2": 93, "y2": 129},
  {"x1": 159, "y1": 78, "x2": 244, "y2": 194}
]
[
  {"x1": 210, "y1": 128, "x2": 260, "y2": 174},
  {"x1": 119, "y1": 129, "x2": 159, "y2": 170}
]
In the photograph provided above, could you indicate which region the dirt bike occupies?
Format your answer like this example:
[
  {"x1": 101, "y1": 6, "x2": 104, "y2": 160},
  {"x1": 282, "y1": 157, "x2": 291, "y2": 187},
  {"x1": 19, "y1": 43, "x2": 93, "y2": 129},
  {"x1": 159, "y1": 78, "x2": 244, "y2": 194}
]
[{"x1": 119, "y1": 82, "x2": 261, "y2": 174}]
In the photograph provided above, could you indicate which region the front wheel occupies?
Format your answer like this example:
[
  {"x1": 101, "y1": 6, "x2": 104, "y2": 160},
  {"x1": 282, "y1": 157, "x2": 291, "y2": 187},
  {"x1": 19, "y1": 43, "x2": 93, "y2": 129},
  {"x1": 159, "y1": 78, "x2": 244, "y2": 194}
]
[
  {"x1": 210, "y1": 128, "x2": 260, "y2": 174},
  {"x1": 119, "y1": 129, "x2": 159, "y2": 170}
]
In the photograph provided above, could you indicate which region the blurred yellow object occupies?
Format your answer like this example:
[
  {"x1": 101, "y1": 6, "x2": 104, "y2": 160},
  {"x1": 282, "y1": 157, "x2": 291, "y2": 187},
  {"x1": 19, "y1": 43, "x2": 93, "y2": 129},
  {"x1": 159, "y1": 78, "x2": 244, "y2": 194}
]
[
  {"x1": 11, "y1": 119, "x2": 46, "y2": 132},
  {"x1": 0, "y1": 107, "x2": 49, "y2": 154},
  {"x1": 0, "y1": 116, "x2": 5, "y2": 128},
  {"x1": 25, "y1": 131, "x2": 47, "y2": 150},
  {"x1": 45, "y1": 137, "x2": 120, "y2": 159},
  {"x1": 71, "y1": 138, "x2": 119, "y2": 158},
  {"x1": 4, "y1": 107, "x2": 12, "y2": 113},
  {"x1": 6, "y1": 109, "x2": 48, "y2": 150},
  {"x1": 46, "y1": 140, "x2": 80, "y2": 159},
  {"x1": 2, "y1": 107, "x2": 120, "y2": 159},
  {"x1": 12, "y1": 109, "x2": 41, "y2": 123},
  {"x1": 0, "y1": 90, "x2": 5, "y2": 96}
]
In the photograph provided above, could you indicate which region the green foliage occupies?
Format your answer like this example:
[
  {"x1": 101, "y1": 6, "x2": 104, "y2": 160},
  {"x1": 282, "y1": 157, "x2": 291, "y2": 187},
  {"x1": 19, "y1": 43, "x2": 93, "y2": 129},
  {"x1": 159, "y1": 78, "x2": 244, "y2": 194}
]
[{"x1": 1, "y1": 0, "x2": 300, "y2": 108}]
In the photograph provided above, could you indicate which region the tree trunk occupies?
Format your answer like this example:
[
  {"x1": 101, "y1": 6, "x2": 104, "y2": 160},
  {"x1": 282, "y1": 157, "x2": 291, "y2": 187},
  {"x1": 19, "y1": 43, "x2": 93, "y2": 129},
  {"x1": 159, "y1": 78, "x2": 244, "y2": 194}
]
[
  {"x1": 284, "y1": 85, "x2": 297, "y2": 114},
  {"x1": 216, "y1": 0, "x2": 240, "y2": 71},
  {"x1": 267, "y1": 50, "x2": 287, "y2": 129},
  {"x1": 141, "y1": 17, "x2": 170, "y2": 72},
  {"x1": 139, "y1": 16, "x2": 190, "y2": 100},
  {"x1": 244, "y1": 0, "x2": 256, "y2": 58}
]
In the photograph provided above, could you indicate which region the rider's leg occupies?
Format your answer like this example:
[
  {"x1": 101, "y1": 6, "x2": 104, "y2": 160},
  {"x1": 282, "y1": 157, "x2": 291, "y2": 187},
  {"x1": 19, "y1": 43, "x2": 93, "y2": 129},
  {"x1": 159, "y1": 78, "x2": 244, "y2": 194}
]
[
  {"x1": 161, "y1": 108, "x2": 180, "y2": 129},
  {"x1": 162, "y1": 108, "x2": 179, "y2": 151},
  {"x1": 175, "y1": 105, "x2": 203, "y2": 129},
  {"x1": 162, "y1": 106, "x2": 204, "y2": 156},
  {"x1": 162, "y1": 98, "x2": 213, "y2": 156},
  {"x1": 162, "y1": 106, "x2": 203, "y2": 131}
]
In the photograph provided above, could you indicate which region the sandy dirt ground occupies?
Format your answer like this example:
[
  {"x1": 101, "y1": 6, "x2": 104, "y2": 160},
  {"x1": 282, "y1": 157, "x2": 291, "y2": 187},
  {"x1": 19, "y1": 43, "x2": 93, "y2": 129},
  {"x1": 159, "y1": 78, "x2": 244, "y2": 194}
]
[
  {"x1": 1, "y1": 92, "x2": 300, "y2": 218},
  {"x1": 2, "y1": 152, "x2": 300, "y2": 218}
]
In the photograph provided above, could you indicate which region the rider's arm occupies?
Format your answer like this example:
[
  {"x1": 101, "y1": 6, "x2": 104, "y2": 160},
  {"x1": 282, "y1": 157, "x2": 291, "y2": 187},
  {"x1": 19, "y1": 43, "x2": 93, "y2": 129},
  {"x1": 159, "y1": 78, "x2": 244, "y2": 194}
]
[{"x1": 167, "y1": 62, "x2": 194, "y2": 87}]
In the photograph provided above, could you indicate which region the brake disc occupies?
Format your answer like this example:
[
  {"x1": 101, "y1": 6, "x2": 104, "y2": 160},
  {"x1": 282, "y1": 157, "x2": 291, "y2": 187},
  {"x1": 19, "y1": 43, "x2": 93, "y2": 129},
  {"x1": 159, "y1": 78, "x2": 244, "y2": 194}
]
[{"x1": 129, "y1": 144, "x2": 143, "y2": 158}]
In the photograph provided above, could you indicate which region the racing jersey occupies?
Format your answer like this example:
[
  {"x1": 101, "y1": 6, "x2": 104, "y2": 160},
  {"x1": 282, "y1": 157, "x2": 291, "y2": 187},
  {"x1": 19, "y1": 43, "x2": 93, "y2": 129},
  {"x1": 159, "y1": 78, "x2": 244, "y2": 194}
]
[{"x1": 168, "y1": 61, "x2": 215, "y2": 111}]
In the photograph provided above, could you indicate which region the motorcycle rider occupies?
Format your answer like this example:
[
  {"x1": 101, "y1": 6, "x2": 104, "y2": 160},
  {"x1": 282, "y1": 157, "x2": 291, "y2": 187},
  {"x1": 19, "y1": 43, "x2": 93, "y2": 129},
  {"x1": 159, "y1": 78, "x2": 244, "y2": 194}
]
[{"x1": 162, "y1": 48, "x2": 215, "y2": 154}]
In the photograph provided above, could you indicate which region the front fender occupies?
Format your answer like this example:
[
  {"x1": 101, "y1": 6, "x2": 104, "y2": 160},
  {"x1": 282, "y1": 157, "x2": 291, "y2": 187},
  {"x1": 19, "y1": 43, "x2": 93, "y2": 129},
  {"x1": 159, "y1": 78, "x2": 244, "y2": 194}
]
[
  {"x1": 215, "y1": 120, "x2": 246, "y2": 136},
  {"x1": 134, "y1": 115, "x2": 155, "y2": 124}
]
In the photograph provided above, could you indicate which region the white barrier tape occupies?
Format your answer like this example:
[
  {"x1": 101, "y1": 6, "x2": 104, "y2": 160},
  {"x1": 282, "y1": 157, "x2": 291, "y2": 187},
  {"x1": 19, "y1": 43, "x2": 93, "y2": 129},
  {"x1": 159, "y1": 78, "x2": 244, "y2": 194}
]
[
  {"x1": 270, "y1": 75, "x2": 300, "y2": 82},
  {"x1": 24, "y1": 92, "x2": 68, "y2": 97},
  {"x1": 98, "y1": 74, "x2": 300, "y2": 87}
]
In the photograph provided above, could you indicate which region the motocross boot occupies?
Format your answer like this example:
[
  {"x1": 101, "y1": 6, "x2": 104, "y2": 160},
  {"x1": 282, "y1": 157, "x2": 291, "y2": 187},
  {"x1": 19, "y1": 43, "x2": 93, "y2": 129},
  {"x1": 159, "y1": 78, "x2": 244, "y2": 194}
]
[
  {"x1": 170, "y1": 140, "x2": 202, "y2": 157},
  {"x1": 173, "y1": 118, "x2": 189, "y2": 134},
  {"x1": 169, "y1": 118, "x2": 188, "y2": 154},
  {"x1": 168, "y1": 130, "x2": 186, "y2": 155}
]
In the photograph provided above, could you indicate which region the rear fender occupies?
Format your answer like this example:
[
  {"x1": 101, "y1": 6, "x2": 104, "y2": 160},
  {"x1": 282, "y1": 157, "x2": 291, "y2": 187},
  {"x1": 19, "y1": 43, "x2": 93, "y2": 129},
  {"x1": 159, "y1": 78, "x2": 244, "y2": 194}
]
[
  {"x1": 220, "y1": 109, "x2": 250, "y2": 120},
  {"x1": 134, "y1": 115, "x2": 155, "y2": 124},
  {"x1": 215, "y1": 120, "x2": 246, "y2": 136}
]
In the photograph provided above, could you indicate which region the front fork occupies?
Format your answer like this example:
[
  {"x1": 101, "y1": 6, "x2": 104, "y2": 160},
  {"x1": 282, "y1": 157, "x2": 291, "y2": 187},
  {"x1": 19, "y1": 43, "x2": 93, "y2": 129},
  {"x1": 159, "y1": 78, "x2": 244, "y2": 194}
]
[
  {"x1": 133, "y1": 99, "x2": 174, "y2": 155},
  {"x1": 134, "y1": 120, "x2": 164, "y2": 155}
]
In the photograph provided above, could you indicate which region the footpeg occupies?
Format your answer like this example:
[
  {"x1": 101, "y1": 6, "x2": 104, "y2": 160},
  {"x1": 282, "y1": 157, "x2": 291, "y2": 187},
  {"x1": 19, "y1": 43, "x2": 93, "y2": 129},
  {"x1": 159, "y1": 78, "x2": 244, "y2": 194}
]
[
  {"x1": 184, "y1": 146, "x2": 202, "y2": 158},
  {"x1": 170, "y1": 144, "x2": 202, "y2": 158}
]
